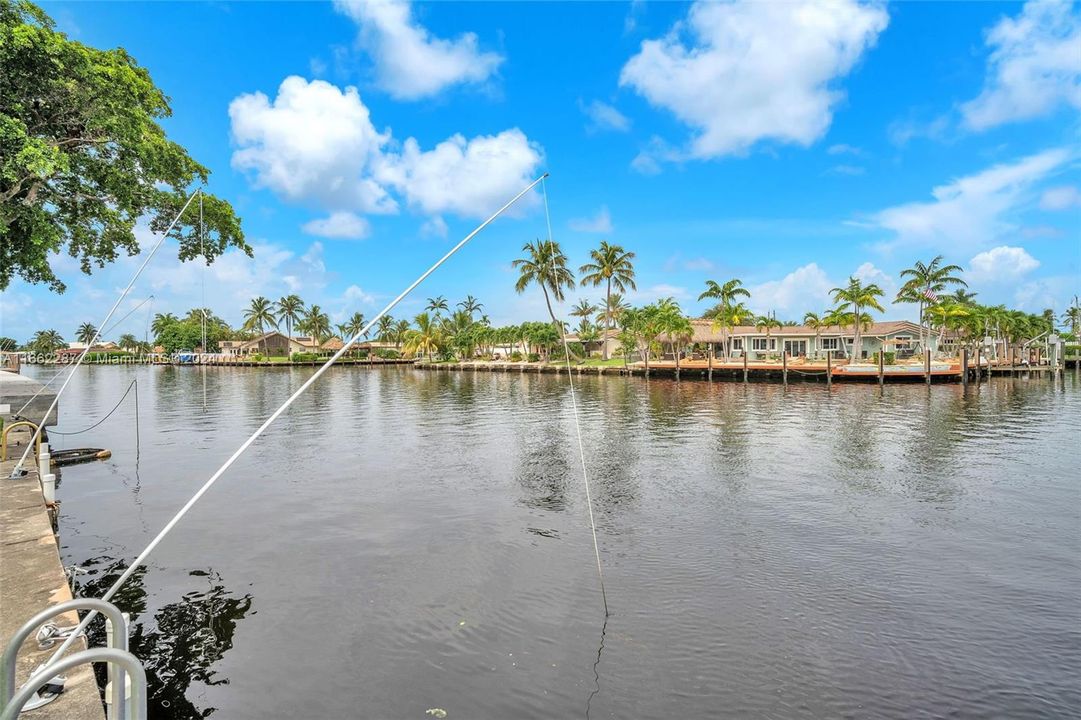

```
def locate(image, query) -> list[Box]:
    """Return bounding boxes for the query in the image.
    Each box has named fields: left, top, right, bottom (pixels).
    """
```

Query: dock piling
left=743, top=351, right=748, bottom=383
left=826, top=353, right=832, bottom=388
left=878, top=349, right=884, bottom=387
left=707, top=347, right=713, bottom=382
left=925, top=349, right=931, bottom=386
left=962, top=348, right=969, bottom=386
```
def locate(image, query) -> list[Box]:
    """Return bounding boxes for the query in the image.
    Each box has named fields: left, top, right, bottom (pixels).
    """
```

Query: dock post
left=708, top=346, right=713, bottom=382
left=743, top=351, right=748, bottom=383
left=962, top=348, right=969, bottom=387
left=826, top=353, right=832, bottom=388
left=782, top=351, right=788, bottom=386
left=1010, top=346, right=1015, bottom=374
left=975, top=347, right=981, bottom=383
left=925, top=349, right=931, bottom=386
left=878, top=349, right=884, bottom=387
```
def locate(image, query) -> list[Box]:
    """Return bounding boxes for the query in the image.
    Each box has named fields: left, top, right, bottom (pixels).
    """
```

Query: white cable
left=541, top=178, right=608, bottom=616
left=41, top=174, right=548, bottom=668
left=10, top=190, right=201, bottom=477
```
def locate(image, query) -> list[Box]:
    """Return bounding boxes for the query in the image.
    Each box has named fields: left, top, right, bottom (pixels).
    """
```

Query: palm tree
left=513, top=239, right=576, bottom=332
left=596, top=292, right=629, bottom=340
left=831, top=277, right=886, bottom=362
left=376, top=315, right=395, bottom=343
left=803, top=312, right=823, bottom=359
left=579, top=241, right=637, bottom=359
left=405, top=312, right=441, bottom=361
left=301, top=305, right=331, bottom=352
left=275, top=294, right=305, bottom=341
left=117, top=333, right=138, bottom=351
left=426, top=296, right=449, bottom=317
left=570, top=298, right=598, bottom=322
left=150, top=313, right=178, bottom=341
left=393, top=319, right=412, bottom=353
left=656, top=298, right=693, bottom=374
left=457, top=295, right=483, bottom=317
left=950, top=289, right=979, bottom=306
left=75, top=322, right=97, bottom=345
left=926, top=302, right=970, bottom=349
left=897, top=256, right=966, bottom=353
left=31, top=329, right=65, bottom=354
left=699, top=278, right=750, bottom=362
left=1062, top=296, right=1081, bottom=340
left=755, top=313, right=782, bottom=358
left=243, top=296, right=277, bottom=354
left=342, top=312, right=367, bottom=340
left=822, top=306, right=853, bottom=359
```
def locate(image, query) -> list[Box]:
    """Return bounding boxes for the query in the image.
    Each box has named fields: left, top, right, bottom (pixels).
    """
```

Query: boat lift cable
left=47, top=379, right=138, bottom=436
left=541, top=178, right=609, bottom=617
left=40, top=174, right=549, bottom=670
left=200, top=190, right=207, bottom=412
left=101, top=295, right=156, bottom=338
left=9, top=189, right=201, bottom=479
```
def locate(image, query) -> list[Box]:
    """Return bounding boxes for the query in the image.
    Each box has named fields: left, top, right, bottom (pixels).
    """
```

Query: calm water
left=24, top=365, right=1081, bottom=719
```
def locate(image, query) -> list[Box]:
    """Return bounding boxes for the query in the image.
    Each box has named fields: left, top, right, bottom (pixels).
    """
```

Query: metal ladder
left=1, top=598, right=146, bottom=719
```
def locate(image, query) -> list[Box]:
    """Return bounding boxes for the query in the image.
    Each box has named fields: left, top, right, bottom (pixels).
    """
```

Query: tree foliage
left=0, top=0, right=248, bottom=292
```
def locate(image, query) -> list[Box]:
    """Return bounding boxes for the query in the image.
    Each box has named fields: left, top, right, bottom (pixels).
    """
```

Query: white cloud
left=746, top=263, right=834, bottom=316
left=619, top=0, right=887, bottom=160
left=967, top=245, right=1041, bottom=284
left=1039, top=185, right=1081, bottom=210
left=334, top=0, right=502, bottom=100
left=302, top=212, right=371, bottom=239
left=421, top=216, right=449, bottom=238
left=229, top=77, right=396, bottom=213
left=828, top=164, right=866, bottom=176
left=870, top=147, right=1072, bottom=251
left=961, top=0, right=1081, bottom=131
left=230, top=77, right=544, bottom=223
left=568, top=206, right=614, bottom=233
left=853, top=261, right=898, bottom=302
left=682, top=257, right=715, bottom=272
left=827, top=143, right=863, bottom=156
left=581, top=100, right=631, bottom=133
left=376, top=129, right=543, bottom=219
left=342, top=284, right=376, bottom=305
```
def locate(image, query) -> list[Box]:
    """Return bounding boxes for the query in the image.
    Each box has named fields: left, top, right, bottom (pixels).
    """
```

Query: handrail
left=0, top=648, right=145, bottom=720
left=1, top=598, right=128, bottom=718
left=0, top=421, right=41, bottom=462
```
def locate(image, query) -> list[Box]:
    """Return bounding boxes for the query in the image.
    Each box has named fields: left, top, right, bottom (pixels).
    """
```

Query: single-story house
left=220, top=333, right=347, bottom=357
left=565, top=328, right=622, bottom=357
left=679, top=319, right=932, bottom=361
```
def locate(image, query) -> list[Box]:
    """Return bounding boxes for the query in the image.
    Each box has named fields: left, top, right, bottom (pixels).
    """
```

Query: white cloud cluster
left=568, top=206, right=614, bottom=233
left=334, top=0, right=502, bottom=100
left=967, top=246, right=1041, bottom=284
left=1039, top=185, right=1081, bottom=210
left=581, top=100, right=631, bottom=133
left=870, top=147, right=1072, bottom=251
left=620, top=0, right=888, bottom=160
left=961, top=0, right=1081, bottom=130
left=229, top=77, right=544, bottom=235
left=746, top=263, right=834, bottom=315
left=302, top=212, right=372, bottom=240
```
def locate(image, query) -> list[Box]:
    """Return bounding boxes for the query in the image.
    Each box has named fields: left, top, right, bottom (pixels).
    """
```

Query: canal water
left=24, top=365, right=1081, bottom=719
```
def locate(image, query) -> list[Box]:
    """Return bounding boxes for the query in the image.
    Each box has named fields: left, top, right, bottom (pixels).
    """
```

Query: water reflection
left=76, top=559, right=253, bottom=719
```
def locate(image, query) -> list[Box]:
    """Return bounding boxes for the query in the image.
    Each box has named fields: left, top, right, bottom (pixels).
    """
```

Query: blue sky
left=3, top=0, right=1079, bottom=342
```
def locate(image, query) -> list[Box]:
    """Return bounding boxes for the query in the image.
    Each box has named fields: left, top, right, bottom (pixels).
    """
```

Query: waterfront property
left=219, top=332, right=344, bottom=357
left=688, top=319, right=930, bottom=362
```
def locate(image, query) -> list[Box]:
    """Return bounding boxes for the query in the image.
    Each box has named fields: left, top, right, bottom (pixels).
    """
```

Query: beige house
left=220, top=332, right=306, bottom=357
left=682, top=319, right=929, bottom=361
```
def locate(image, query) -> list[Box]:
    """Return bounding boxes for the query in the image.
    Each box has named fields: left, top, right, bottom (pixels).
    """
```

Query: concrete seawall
left=1, top=375, right=104, bottom=719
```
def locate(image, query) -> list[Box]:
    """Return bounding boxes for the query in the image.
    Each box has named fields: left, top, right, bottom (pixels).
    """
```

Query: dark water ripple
left=24, top=365, right=1081, bottom=719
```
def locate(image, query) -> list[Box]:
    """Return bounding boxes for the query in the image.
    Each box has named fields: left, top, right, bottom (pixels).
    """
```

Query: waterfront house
left=686, top=319, right=931, bottom=361
left=221, top=332, right=306, bottom=357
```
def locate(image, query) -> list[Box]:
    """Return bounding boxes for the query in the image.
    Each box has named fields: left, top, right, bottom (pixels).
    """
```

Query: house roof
left=685, top=319, right=921, bottom=343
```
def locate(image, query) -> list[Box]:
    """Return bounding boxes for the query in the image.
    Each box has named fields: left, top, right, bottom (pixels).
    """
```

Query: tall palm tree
left=457, top=295, right=483, bottom=317
left=275, top=294, right=305, bottom=340
left=301, top=305, right=331, bottom=352
left=405, top=312, right=441, bottom=361
left=656, top=298, right=693, bottom=374
left=31, top=329, right=65, bottom=353
left=926, top=302, right=969, bottom=348
left=832, top=277, right=886, bottom=362
left=950, top=289, right=979, bottom=306
left=699, top=278, right=751, bottom=362
left=151, top=313, right=178, bottom=340
left=822, top=306, right=853, bottom=358
left=803, top=312, right=823, bottom=359
left=118, top=333, right=138, bottom=351
left=1062, top=296, right=1081, bottom=339
left=596, top=293, right=629, bottom=338
left=426, top=296, right=449, bottom=317
left=376, top=315, right=395, bottom=343
left=342, top=312, right=367, bottom=340
left=579, top=241, right=637, bottom=359
left=513, top=239, right=576, bottom=331
left=243, top=296, right=277, bottom=354
left=393, top=319, right=412, bottom=353
left=570, top=298, right=599, bottom=322
left=755, top=313, right=782, bottom=357
left=897, top=255, right=966, bottom=352
left=75, top=322, right=98, bottom=345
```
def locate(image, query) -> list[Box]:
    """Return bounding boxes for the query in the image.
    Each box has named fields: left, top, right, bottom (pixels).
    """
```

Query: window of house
left=821, top=338, right=839, bottom=350
left=731, top=338, right=743, bottom=350
left=751, top=338, right=770, bottom=351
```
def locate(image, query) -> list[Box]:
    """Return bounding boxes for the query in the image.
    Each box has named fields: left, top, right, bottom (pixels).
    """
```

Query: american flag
left=922, top=288, right=939, bottom=303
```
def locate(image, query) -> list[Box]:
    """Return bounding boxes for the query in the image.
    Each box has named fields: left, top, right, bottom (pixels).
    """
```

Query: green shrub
left=290, top=352, right=318, bottom=362
left=251, top=353, right=265, bottom=362
left=1066, top=344, right=1081, bottom=357
left=510, top=351, right=523, bottom=362
left=375, top=348, right=400, bottom=359
left=527, top=352, right=541, bottom=362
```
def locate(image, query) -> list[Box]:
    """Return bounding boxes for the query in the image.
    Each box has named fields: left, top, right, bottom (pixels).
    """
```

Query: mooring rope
left=41, top=174, right=549, bottom=670
left=541, top=178, right=609, bottom=616
left=101, top=294, right=156, bottom=338
left=10, top=190, right=201, bottom=478
left=47, top=379, right=138, bottom=436
left=200, top=190, right=207, bottom=412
